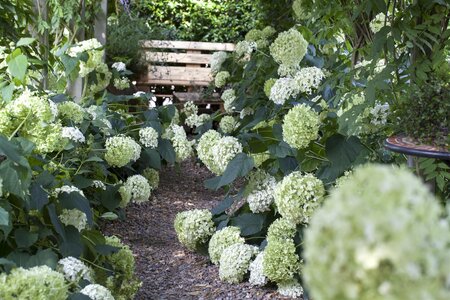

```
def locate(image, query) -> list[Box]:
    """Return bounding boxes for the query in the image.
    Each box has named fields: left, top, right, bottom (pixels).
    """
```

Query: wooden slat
left=145, top=66, right=212, bottom=84
left=145, top=52, right=212, bottom=64
left=141, top=40, right=236, bottom=52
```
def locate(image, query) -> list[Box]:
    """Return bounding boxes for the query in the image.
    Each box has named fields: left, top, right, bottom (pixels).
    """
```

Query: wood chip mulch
left=102, top=159, right=295, bottom=300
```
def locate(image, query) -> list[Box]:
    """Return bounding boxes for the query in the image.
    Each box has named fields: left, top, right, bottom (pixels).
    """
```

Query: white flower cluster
left=263, top=237, right=301, bottom=283
left=270, top=28, right=308, bottom=67
left=105, top=136, right=141, bottom=168
left=121, top=175, right=152, bottom=204
left=210, top=51, right=228, bottom=74
left=62, top=126, right=85, bottom=143
left=370, top=13, right=388, bottom=34
left=183, top=101, right=198, bottom=117
left=215, top=71, right=230, bottom=88
left=221, top=89, right=236, bottom=113
left=219, top=116, right=239, bottom=134
left=139, top=127, right=159, bottom=148
left=80, top=284, right=115, bottom=300
left=112, top=61, right=127, bottom=72
left=54, top=185, right=85, bottom=197
left=295, top=67, right=326, bottom=94
left=304, top=164, right=450, bottom=300
left=113, top=77, right=130, bottom=90
left=174, top=209, right=215, bottom=251
left=274, top=172, right=325, bottom=224
left=219, top=243, right=259, bottom=283
left=208, top=226, right=245, bottom=264
left=92, top=180, right=106, bottom=190
left=249, top=252, right=267, bottom=286
left=165, top=125, right=193, bottom=162
left=67, top=39, right=102, bottom=57
left=48, top=100, right=58, bottom=119
left=235, top=41, right=257, bottom=61
left=59, top=208, right=88, bottom=232
left=246, top=170, right=277, bottom=213
left=277, top=279, right=304, bottom=298
left=269, top=77, right=299, bottom=105
left=57, top=256, right=92, bottom=283
left=369, top=101, right=390, bottom=126
left=197, top=130, right=243, bottom=175
left=183, top=101, right=210, bottom=128
left=282, top=104, right=320, bottom=149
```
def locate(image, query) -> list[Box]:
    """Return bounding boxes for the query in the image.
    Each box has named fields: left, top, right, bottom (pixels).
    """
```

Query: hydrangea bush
left=174, top=209, right=215, bottom=251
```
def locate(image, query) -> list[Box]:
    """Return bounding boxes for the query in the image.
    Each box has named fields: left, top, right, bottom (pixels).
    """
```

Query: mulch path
left=102, top=159, right=293, bottom=300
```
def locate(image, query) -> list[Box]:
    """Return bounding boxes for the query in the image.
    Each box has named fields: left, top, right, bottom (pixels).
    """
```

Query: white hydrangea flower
left=113, top=77, right=130, bottom=90
left=183, top=101, right=198, bottom=117
left=197, top=130, right=222, bottom=173
left=80, top=284, right=114, bottom=300
left=277, top=279, right=304, bottom=298
left=208, top=226, right=245, bottom=264
left=62, top=126, right=85, bottom=143
left=221, top=89, right=236, bottom=113
left=369, top=101, right=390, bottom=126
left=219, top=116, right=239, bottom=134
left=235, top=41, right=257, bottom=61
left=246, top=170, right=277, bottom=213
left=57, top=256, right=92, bottom=283
left=374, top=59, right=387, bottom=74
left=122, top=175, right=152, bottom=204
left=219, top=244, right=259, bottom=283
left=92, top=180, right=106, bottom=190
left=270, top=77, right=300, bottom=105
left=149, top=99, right=157, bottom=109
left=58, top=209, right=88, bottom=232
left=274, top=172, right=325, bottom=224
left=210, top=51, right=228, bottom=74
left=304, top=164, right=450, bottom=300
left=162, top=98, right=173, bottom=106
left=105, top=136, right=141, bottom=167
left=215, top=71, right=230, bottom=88
left=174, top=209, right=215, bottom=251
left=111, top=61, right=127, bottom=72
left=139, top=127, right=159, bottom=148
left=282, top=104, right=320, bottom=149
left=249, top=252, right=267, bottom=286
left=133, top=91, right=146, bottom=97
left=54, top=185, right=85, bottom=197
left=67, top=38, right=102, bottom=57
left=165, top=125, right=193, bottom=162
left=294, top=67, right=326, bottom=94
left=270, top=28, right=308, bottom=67
left=278, top=64, right=301, bottom=77
left=240, top=107, right=254, bottom=119
left=211, top=136, right=243, bottom=175
left=48, top=100, right=58, bottom=120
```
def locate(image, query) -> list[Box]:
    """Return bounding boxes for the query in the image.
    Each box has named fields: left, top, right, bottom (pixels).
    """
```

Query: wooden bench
left=136, top=40, right=235, bottom=108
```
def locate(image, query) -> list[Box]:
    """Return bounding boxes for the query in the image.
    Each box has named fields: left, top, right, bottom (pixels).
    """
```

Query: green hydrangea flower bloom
left=219, top=115, right=239, bottom=134
left=0, top=266, right=68, bottom=300
left=304, top=164, right=450, bottom=300
left=282, top=104, right=320, bottom=149
left=263, top=238, right=301, bottom=283
left=219, top=244, right=259, bottom=283
left=270, top=28, right=308, bottom=67
left=58, top=101, right=86, bottom=124
left=174, top=209, right=215, bottom=251
left=267, top=218, right=297, bottom=243
left=208, top=226, right=245, bottom=265
left=105, top=136, right=141, bottom=168
left=142, top=168, right=160, bottom=189
left=215, top=71, right=230, bottom=88
left=274, top=171, right=325, bottom=224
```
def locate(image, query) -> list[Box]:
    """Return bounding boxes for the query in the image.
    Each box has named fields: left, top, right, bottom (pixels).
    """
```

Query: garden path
left=102, top=159, right=292, bottom=300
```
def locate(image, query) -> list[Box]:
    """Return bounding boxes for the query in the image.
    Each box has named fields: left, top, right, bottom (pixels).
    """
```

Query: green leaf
left=0, top=207, right=8, bottom=227
left=7, top=54, right=28, bottom=82
left=29, top=183, right=49, bottom=211
left=58, top=192, right=93, bottom=226
left=16, top=37, right=36, bottom=47
left=211, top=196, right=235, bottom=215
left=14, top=228, right=38, bottom=248
left=1, top=83, right=15, bottom=103
left=100, top=212, right=118, bottom=220
left=47, top=204, right=67, bottom=241
left=269, top=141, right=295, bottom=158
left=99, top=185, right=121, bottom=211
left=230, top=213, right=266, bottom=236
left=158, top=139, right=176, bottom=164
left=142, top=148, right=161, bottom=170
left=27, top=249, right=58, bottom=269
left=205, top=153, right=254, bottom=190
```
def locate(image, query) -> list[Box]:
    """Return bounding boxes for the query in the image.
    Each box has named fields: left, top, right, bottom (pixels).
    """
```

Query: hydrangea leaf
left=205, top=153, right=255, bottom=190
left=230, top=213, right=266, bottom=236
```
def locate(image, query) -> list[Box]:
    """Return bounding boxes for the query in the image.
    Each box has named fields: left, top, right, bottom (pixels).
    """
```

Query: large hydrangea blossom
left=57, top=256, right=92, bottom=283
left=120, top=174, right=152, bottom=205
left=221, top=89, right=236, bottom=113
left=219, top=244, right=259, bottom=283
left=274, top=171, right=325, bottom=224
left=219, top=116, right=239, bottom=134
left=246, top=169, right=277, bottom=213
left=164, top=125, right=193, bottom=162
left=208, top=226, right=245, bottom=265
left=139, top=127, right=159, bottom=148
left=269, top=77, right=300, bottom=105
left=174, top=209, right=215, bottom=251
left=0, top=266, right=68, bottom=300
left=282, top=104, right=320, bottom=149
left=295, top=67, right=326, bottom=94
left=263, top=238, right=301, bottom=283
left=210, top=51, right=227, bottom=74
left=249, top=251, right=267, bottom=286
left=304, top=164, right=450, bottom=300
left=270, top=28, right=308, bottom=67
left=59, top=208, right=88, bottom=232
left=105, top=136, right=141, bottom=167
left=215, top=71, right=230, bottom=88
left=80, top=284, right=114, bottom=300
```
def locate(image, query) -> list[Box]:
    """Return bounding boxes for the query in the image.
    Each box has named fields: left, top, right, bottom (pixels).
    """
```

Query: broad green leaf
left=205, top=153, right=254, bottom=190
left=47, top=204, right=67, bottom=241
left=230, top=213, right=266, bottom=236
left=29, top=183, right=49, bottom=211
left=16, top=37, right=36, bottom=47
left=100, top=212, right=118, bottom=220
left=14, top=228, right=38, bottom=248
left=142, top=148, right=161, bottom=170
left=1, top=83, right=14, bottom=102
left=158, top=139, right=176, bottom=164
left=7, top=54, right=28, bottom=82
left=0, top=207, right=8, bottom=227
left=211, top=196, right=235, bottom=215
left=59, top=192, right=93, bottom=226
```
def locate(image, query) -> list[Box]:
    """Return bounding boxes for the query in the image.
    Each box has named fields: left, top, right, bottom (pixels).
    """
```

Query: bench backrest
left=139, top=40, right=235, bottom=87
